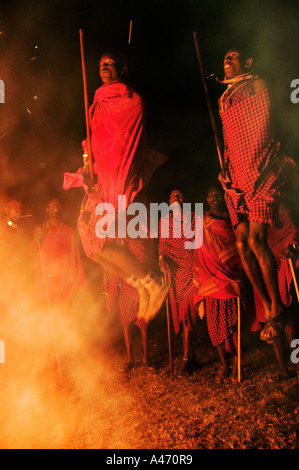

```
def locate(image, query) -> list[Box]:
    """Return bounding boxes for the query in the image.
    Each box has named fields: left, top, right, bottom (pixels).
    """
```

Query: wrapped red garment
left=220, top=81, right=297, bottom=227
left=193, top=213, right=246, bottom=306
left=63, top=80, right=167, bottom=257
left=159, top=211, right=195, bottom=303
left=159, top=211, right=197, bottom=335
left=32, top=224, right=86, bottom=304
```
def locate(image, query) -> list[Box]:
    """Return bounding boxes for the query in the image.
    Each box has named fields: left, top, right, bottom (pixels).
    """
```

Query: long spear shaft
left=193, top=32, right=241, bottom=380
left=164, top=274, right=173, bottom=375
left=237, top=297, right=241, bottom=383
left=79, top=29, right=94, bottom=184
left=38, top=241, right=64, bottom=387
left=193, top=31, right=224, bottom=173
left=288, top=258, right=299, bottom=303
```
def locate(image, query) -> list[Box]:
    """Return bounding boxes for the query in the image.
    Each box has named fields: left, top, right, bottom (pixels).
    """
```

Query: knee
left=247, top=232, right=265, bottom=254
left=235, top=235, right=248, bottom=256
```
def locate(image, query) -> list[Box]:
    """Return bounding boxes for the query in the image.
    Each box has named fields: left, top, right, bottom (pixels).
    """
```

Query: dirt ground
left=0, top=291, right=298, bottom=450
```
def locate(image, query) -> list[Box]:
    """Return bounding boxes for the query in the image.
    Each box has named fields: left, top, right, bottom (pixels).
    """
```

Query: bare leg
left=216, top=343, right=232, bottom=379
left=91, top=242, right=169, bottom=322
left=272, top=336, right=289, bottom=377
left=235, top=221, right=272, bottom=319
left=90, top=243, right=147, bottom=280
left=140, top=328, right=148, bottom=363
left=232, top=354, right=238, bottom=376
left=122, top=324, right=132, bottom=361
left=248, top=221, right=285, bottom=320
left=178, top=322, right=198, bottom=376
left=121, top=323, right=134, bottom=372
left=182, top=323, right=191, bottom=360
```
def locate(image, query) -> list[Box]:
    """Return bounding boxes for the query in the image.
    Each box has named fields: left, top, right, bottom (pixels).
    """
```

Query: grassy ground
left=0, top=295, right=298, bottom=450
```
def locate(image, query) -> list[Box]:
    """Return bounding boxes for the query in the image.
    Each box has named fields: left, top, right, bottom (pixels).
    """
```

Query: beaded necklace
left=47, top=222, right=63, bottom=237
left=219, top=73, right=258, bottom=113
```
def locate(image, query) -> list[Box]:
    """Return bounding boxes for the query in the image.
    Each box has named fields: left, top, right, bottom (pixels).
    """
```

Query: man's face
left=5, top=200, right=22, bottom=222
left=206, top=187, right=224, bottom=211
left=223, top=50, right=246, bottom=79
left=46, top=199, right=61, bottom=217
left=169, top=190, right=183, bottom=207
left=99, top=54, right=120, bottom=84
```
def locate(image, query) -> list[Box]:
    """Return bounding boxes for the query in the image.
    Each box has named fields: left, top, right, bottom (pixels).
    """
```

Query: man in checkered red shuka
left=218, top=47, right=298, bottom=346
left=159, top=190, right=199, bottom=376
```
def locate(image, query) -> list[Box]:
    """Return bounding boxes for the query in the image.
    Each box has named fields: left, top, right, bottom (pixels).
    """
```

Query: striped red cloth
left=159, top=211, right=195, bottom=302
left=204, top=297, right=238, bottom=355
left=193, top=213, right=249, bottom=353
left=193, top=213, right=246, bottom=304
left=159, top=211, right=197, bottom=334
left=220, top=80, right=297, bottom=227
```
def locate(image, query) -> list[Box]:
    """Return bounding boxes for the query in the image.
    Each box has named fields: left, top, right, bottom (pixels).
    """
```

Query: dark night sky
left=0, top=0, right=299, bottom=223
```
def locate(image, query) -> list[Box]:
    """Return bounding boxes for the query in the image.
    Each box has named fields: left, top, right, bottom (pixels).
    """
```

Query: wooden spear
left=193, top=32, right=242, bottom=381
left=193, top=31, right=224, bottom=173
left=128, top=19, right=133, bottom=45
left=79, top=29, right=94, bottom=184
left=288, top=258, right=299, bottom=303
left=38, top=240, right=64, bottom=387
left=164, top=273, right=173, bottom=375
left=237, top=297, right=241, bottom=383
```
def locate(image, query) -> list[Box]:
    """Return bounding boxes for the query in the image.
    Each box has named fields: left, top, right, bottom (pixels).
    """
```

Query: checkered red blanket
left=159, top=212, right=195, bottom=302
left=220, top=80, right=297, bottom=226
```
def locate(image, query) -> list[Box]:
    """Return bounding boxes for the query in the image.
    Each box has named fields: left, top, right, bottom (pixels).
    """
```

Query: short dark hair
left=225, top=47, right=253, bottom=65
left=99, top=50, right=129, bottom=77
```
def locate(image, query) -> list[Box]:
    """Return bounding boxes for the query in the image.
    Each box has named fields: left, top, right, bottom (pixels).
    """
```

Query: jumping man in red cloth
left=218, top=48, right=298, bottom=344
left=63, top=51, right=169, bottom=322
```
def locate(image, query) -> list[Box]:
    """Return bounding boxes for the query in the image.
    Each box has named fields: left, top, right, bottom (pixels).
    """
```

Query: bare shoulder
left=253, top=77, right=267, bottom=94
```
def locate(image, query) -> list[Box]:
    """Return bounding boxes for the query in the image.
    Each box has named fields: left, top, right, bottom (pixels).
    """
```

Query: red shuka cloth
left=193, top=213, right=246, bottom=305
left=193, top=213, right=248, bottom=352
left=63, top=80, right=167, bottom=258
left=159, top=211, right=195, bottom=302
left=159, top=211, right=197, bottom=335
left=220, top=80, right=297, bottom=227
left=32, top=224, right=86, bottom=304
